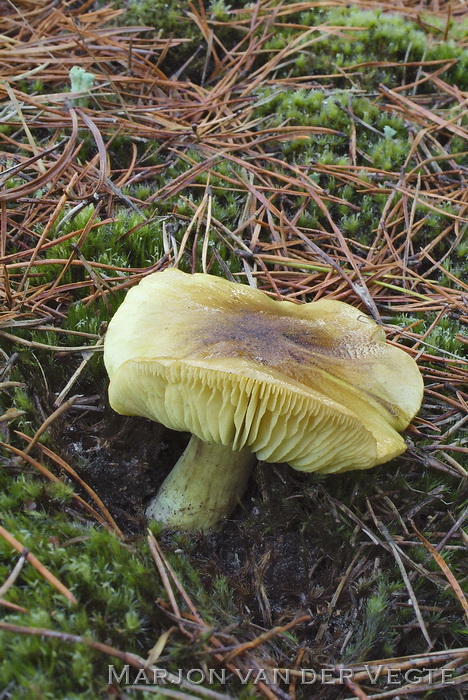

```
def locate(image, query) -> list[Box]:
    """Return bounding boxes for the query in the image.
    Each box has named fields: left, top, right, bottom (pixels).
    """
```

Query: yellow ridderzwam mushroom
left=104, top=268, right=423, bottom=531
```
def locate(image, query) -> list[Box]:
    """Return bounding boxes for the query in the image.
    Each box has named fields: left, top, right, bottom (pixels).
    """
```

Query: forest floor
left=0, top=1, right=467, bottom=698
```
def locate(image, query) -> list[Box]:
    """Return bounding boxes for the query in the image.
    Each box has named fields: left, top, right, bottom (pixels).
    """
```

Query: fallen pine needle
left=0, top=525, right=77, bottom=604
left=412, top=521, right=468, bottom=623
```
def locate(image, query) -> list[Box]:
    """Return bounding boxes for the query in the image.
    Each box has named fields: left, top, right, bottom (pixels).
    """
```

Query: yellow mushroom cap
left=104, top=268, right=424, bottom=474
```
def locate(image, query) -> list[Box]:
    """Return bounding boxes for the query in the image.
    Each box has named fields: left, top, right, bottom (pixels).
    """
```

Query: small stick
left=371, top=511, right=433, bottom=650
left=0, top=548, right=28, bottom=598
left=147, top=530, right=181, bottom=620
left=224, top=615, right=311, bottom=663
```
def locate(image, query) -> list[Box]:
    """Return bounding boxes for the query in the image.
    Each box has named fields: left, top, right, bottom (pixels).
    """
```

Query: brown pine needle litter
left=0, top=0, right=467, bottom=698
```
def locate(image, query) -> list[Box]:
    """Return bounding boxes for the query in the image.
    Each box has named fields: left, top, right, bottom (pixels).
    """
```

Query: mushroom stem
left=146, top=436, right=257, bottom=531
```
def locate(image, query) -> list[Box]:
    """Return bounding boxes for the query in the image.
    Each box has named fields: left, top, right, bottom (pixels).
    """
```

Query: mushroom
left=103, top=268, right=423, bottom=530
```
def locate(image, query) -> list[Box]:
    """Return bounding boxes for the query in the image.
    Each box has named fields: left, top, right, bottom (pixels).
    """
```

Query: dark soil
left=62, top=413, right=190, bottom=533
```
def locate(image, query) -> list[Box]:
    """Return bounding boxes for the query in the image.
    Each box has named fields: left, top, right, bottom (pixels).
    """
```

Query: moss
left=425, top=319, right=465, bottom=356
left=371, top=134, right=409, bottom=171
left=208, top=0, right=232, bottom=22
left=0, top=468, right=256, bottom=696
left=341, top=577, right=398, bottom=661
left=114, top=0, right=190, bottom=35
left=387, top=313, right=465, bottom=359
left=295, top=7, right=465, bottom=89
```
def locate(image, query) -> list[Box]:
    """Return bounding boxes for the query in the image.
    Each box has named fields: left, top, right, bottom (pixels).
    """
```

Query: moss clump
left=0, top=468, right=255, bottom=697
left=114, top=0, right=191, bottom=35
left=263, top=6, right=467, bottom=91
left=343, top=577, right=397, bottom=661
left=0, top=472, right=156, bottom=696
left=388, top=313, right=465, bottom=358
